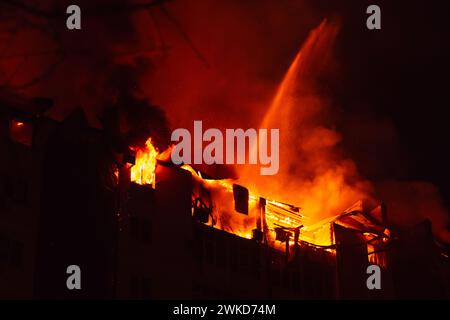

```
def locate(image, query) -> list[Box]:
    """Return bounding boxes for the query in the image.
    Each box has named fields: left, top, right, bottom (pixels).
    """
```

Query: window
left=130, top=276, right=139, bottom=299
left=0, top=235, right=8, bottom=268
left=3, top=175, right=13, bottom=199
left=141, top=277, right=151, bottom=299
left=0, top=176, right=7, bottom=209
left=292, top=271, right=301, bottom=292
left=14, top=178, right=28, bottom=205
left=1, top=175, right=28, bottom=205
left=0, top=234, right=23, bottom=269
left=230, top=242, right=238, bottom=272
left=215, top=237, right=227, bottom=268
left=130, top=275, right=151, bottom=299
left=251, top=250, right=261, bottom=279
left=130, top=217, right=139, bottom=241
left=238, top=243, right=250, bottom=275
left=270, top=268, right=281, bottom=287
left=130, top=217, right=152, bottom=243
left=141, top=220, right=152, bottom=243
left=204, top=236, right=214, bottom=265
left=9, top=240, right=23, bottom=267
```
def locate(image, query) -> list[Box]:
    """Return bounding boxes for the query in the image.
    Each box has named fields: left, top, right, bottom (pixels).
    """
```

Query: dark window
left=130, top=217, right=152, bottom=243
left=141, top=277, right=151, bottom=299
left=130, top=217, right=139, bottom=241
left=251, top=250, right=261, bottom=279
left=215, top=237, right=227, bottom=268
left=0, top=235, right=23, bottom=269
left=0, top=235, right=9, bottom=268
left=10, top=240, right=23, bottom=268
left=195, top=237, right=204, bottom=264
left=282, top=269, right=290, bottom=287
left=4, top=175, right=13, bottom=199
left=130, top=276, right=139, bottom=299
left=130, top=276, right=152, bottom=299
left=0, top=176, right=6, bottom=209
left=14, top=179, right=28, bottom=205
left=270, top=268, right=281, bottom=287
left=233, top=184, right=249, bottom=215
left=204, top=237, right=214, bottom=265
left=304, top=270, right=314, bottom=296
left=141, top=220, right=152, bottom=243
left=239, top=243, right=250, bottom=274
left=293, top=271, right=301, bottom=292
left=230, top=242, right=238, bottom=272
left=1, top=176, right=28, bottom=205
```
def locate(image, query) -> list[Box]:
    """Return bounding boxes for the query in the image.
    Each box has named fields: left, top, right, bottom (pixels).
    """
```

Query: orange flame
left=130, top=139, right=337, bottom=249
left=130, top=138, right=159, bottom=187
left=128, top=20, right=378, bottom=252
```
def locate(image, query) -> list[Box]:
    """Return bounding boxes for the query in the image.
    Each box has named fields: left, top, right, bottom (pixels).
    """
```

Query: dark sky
left=309, top=0, right=450, bottom=207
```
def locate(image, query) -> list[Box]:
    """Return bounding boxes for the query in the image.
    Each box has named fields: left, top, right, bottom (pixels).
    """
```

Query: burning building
left=1, top=0, right=450, bottom=301
left=1, top=90, right=449, bottom=300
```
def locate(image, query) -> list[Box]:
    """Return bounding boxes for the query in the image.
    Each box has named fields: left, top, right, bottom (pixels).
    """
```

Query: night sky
left=327, top=0, right=450, bottom=207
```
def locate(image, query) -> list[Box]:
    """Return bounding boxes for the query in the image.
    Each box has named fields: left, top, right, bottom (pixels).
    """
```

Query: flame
left=183, top=163, right=336, bottom=248
left=177, top=20, right=365, bottom=249
left=128, top=20, right=376, bottom=252
left=131, top=139, right=337, bottom=249
left=130, top=138, right=159, bottom=186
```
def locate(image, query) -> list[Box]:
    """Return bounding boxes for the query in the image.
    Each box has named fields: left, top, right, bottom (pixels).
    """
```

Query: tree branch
left=2, top=0, right=174, bottom=18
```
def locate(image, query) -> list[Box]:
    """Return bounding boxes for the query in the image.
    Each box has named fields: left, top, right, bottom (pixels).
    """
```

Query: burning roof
left=127, top=136, right=389, bottom=257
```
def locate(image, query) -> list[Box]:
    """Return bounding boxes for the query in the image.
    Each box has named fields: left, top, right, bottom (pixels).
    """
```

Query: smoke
left=0, top=0, right=171, bottom=149
left=1, top=0, right=448, bottom=241
left=137, top=0, right=324, bottom=130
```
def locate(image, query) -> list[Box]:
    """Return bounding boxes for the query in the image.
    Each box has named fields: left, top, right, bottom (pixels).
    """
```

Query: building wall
left=0, top=110, right=40, bottom=299
left=193, top=223, right=337, bottom=299
left=116, top=165, right=194, bottom=299
left=5, top=103, right=443, bottom=300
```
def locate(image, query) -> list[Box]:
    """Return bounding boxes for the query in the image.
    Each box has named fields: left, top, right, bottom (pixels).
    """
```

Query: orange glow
left=180, top=163, right=337, bottom=248
left=130, top=20, right=377, bottom=254
left=238, top=19, right=372, bottom=231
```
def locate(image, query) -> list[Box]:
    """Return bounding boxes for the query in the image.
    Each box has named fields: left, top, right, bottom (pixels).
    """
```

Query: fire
left=174, top=20, right=372, bottom=250
left=183, top=164, right=333, bottom=248
left=130, top=138, right=159, bottom=187
left=130, top=139, right=370, bottom=253
left=127, top=20, right=382, bottom=256
left=238, top=19, right=372, bottom=229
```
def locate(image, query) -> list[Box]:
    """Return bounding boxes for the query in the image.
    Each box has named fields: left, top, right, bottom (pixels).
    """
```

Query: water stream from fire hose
left=238, top=19, right=371, bottom=226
